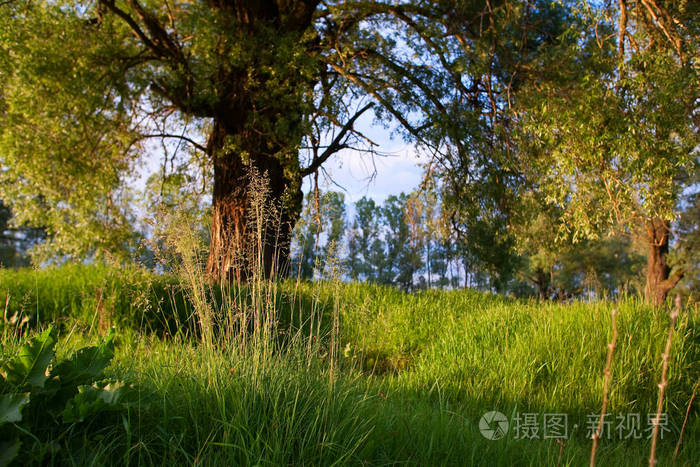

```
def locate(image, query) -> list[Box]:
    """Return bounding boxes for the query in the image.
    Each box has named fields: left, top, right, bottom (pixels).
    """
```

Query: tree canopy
left=0, top=0, right=697, bottom=304
left=513, top=0, right=698, bottom=305
left=1, top=0, right=548, bottom=278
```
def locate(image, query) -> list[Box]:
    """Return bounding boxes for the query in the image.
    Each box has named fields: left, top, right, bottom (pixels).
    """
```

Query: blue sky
left=302, top=146, right=427, bottom=204
left=300, top=112, right=427, bottom=204
left=134, top=111, right=427, bottom=206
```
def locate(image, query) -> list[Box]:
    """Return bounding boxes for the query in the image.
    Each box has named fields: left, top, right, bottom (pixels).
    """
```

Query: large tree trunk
left=200, top=1, right=317, bottom=282
left=644, top=217, right=683, bottom=307
left=205, top=119, right=303, bottom=282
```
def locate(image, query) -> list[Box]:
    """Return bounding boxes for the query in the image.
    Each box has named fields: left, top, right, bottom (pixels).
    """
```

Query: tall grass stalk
left=157, top=169, right=343, bottom=385
left=590, top=308, right=618, bottom=467
left=162, top=210, right=215, bottom=349
left=649, top=295, right=681, bottom=466
left=673, top=376, right=699, bottom=463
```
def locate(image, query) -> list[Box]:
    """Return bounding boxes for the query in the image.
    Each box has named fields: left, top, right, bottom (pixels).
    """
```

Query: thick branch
left=661, top=268, right=685, bottom=293
left=139, top=133, right=207, bottom=153
left=639, top=0, right=685, bottom=61
left=126, top=0, right=185, bottom=63
left=300, top=103, right=373, bottom=177
left=618, top=0, right=627, bottom=60
left=99, top=0, right=163, bottom=57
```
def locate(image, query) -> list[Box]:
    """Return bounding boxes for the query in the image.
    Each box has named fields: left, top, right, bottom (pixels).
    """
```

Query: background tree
left=509, top=191, right=645, bottom=300
left=345, top=217, right=363, bottom=281
left=426, top=0, right=571, bottom=292
left=405, top=190, right=437, bottom=287
left=291, top=190, right=346, bottom=279
left=344, top=196, right=382, bottom=282
left=0, top=4, right=142, bottom=264
left=516, top=0, right=698, bottom=305
left=385, top=193, right=425, bottom=289
left=670, top=165, right=700, bottom=298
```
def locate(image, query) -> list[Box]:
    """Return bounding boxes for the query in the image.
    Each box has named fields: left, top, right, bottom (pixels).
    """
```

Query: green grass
left=1, top=265, right=698, bottom=465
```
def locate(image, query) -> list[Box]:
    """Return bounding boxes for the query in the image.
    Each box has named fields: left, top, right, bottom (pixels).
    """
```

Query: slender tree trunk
left=532, top=267, right=550, bottom=300
left=464, top=260, right=470, bottom=289
left=644, top=217, right=683, bottom=307
left=427, top=240, right=432, bottom=288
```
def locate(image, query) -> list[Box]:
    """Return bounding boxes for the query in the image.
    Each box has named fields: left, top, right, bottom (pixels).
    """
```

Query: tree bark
left=644, top=217, right=683, bottom=307
left=532, top=267, right=551, bottom=300
left=205, top=119, right=303, bottom=282
left=199, top=1, right=317, bottom=282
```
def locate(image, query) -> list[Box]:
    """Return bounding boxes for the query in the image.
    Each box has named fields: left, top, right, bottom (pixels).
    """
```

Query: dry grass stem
left=673, top=377, right=699, bottom=463
left=649, top=294, right=681, bottom=466
left=590, top=308, right=618, bottom=467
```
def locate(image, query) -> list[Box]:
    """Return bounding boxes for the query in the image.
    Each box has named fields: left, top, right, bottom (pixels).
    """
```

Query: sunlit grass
left=1, top=265, right=698, bottom=465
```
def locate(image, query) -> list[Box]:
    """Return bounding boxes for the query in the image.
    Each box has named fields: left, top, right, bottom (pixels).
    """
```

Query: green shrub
left=0, top=326, right=135, bottom=465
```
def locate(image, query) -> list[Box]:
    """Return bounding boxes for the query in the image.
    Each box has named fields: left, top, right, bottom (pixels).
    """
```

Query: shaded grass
left=1, top=265, right=698, bottom=465
left=0, top=264, right=192, bottom=334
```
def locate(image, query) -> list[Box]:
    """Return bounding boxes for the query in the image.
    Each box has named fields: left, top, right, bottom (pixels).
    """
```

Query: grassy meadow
left=0, top=264, right=698, bottom=466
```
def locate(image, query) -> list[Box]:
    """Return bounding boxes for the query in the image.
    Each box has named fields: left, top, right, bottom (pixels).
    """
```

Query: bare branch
left=329, top=63, right=438, bottom=153
left=138, top=133, right=207, bottom=153
left=300, top=103, right=373, bottom=177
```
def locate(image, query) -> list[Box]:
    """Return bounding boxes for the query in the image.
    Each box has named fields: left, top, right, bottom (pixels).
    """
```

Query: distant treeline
left=289, top=189, right=652, bottom=300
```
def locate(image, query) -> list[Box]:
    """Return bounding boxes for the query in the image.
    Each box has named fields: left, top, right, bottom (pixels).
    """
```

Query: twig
left=590, top=308, right=618, bottom=467
left=138, top=133, right=207, bottom=153
left=649, top=294, right=681, bottom=466
left=673, top=377, right=699, bottom=462
left=556, top=439, right=566, bottom=467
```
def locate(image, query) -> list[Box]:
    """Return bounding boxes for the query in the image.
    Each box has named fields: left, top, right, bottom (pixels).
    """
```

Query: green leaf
left=51, top=328, right=115, bottom=386
left=0, top=439, right=21, bottom=467
left=1, top=327, right=56, bottom=389
left=0, top=393, right=30, bottom=425
left=62, top=381, right=125, bottom=424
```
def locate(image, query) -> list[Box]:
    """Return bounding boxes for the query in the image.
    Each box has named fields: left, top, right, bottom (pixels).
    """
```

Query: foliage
left=384, top=193, right=420, bottom=288
left=510, top=192, right=646, bottom=299
left=345, top=196, right=384, bottom=282
left=513, top=0, right=698, bottom=304
left=0, top=326, right=134, bottom=465
left=671, top=179, right=700, bottom=297
left=1, top=264, right=699, bottom=464
left=0, top=2, right=145, bottom=262
left=519, top=45, right=697, bottom=241
left=291, top=190, right=346, bottom=279
left=337, top=193, right=425, bottom=289
left=293, top=187, right=648, bottom=297
left=428, top=0, right=573, bottom=291
left=0, top=0, right=542, bottom=267
left=138, top=171, right=211, bottom=269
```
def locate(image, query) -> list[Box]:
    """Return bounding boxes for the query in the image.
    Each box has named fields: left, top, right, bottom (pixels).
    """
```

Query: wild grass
left=1, top=263, right=698, bottom=465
